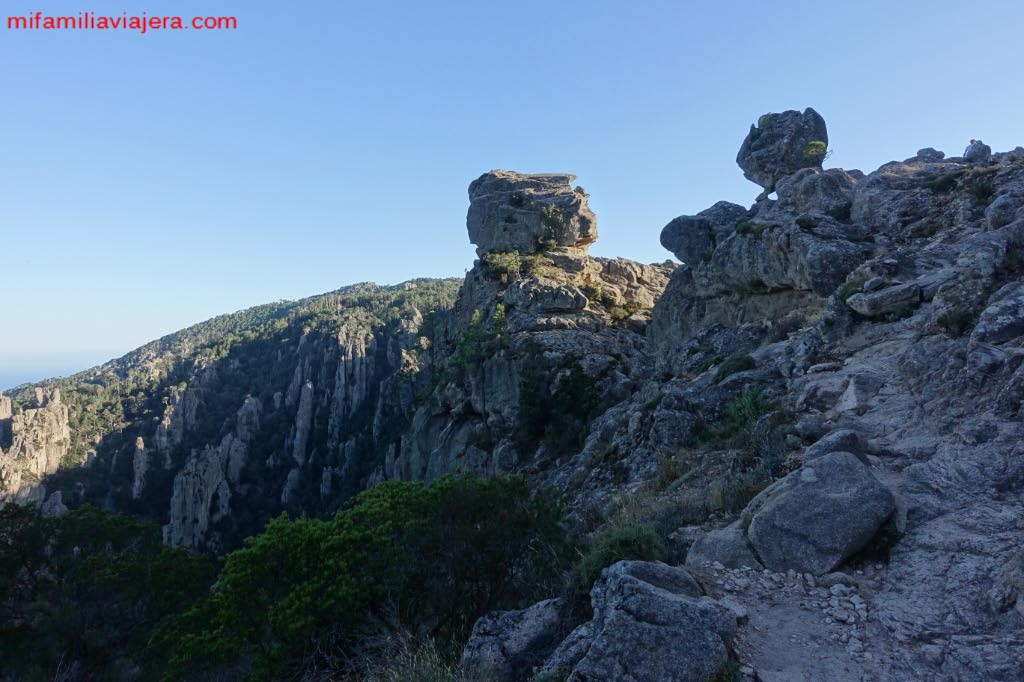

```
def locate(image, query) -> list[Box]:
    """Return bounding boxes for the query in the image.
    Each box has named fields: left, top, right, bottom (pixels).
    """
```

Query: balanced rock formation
left=391, top=169, right=673, bottom=486
left=467, top=170, right=597, bottom=257
left=737, top=107, right=829, bottom=195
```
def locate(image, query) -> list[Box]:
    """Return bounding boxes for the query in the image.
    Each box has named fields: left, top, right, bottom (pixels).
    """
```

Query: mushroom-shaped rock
left=467, top=170, right=597, bottom=257
left=660, top=201, right=747, bottom=264
left=737, top=108, right=829, bottom=193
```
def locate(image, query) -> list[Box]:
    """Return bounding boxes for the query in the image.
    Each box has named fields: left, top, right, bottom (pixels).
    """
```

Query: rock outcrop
left=10, top=106, right=1024, bottom=682
left=467, top=170, right=597, bottom=257
left=737, top=107, right=829, bottom=194
left=389, top=170, right=673, bottom=486
left=533, top=561, right=739, bottom=682
left=459, top=598, right=564, bottom=681
left=0, top=388, right=70, bottom=504
left=164, top=396, right=262, bottom=550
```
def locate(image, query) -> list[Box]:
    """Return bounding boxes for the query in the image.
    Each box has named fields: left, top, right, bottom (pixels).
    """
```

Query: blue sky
left=2, top=0, right=1022, bottom=389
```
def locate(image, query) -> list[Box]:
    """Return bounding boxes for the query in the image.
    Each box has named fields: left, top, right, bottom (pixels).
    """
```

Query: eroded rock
left=539, top=561, right=737, bottom=682
left=467, top=170, right=597, bottom=257
left=737, top=108, right=829, bottom=193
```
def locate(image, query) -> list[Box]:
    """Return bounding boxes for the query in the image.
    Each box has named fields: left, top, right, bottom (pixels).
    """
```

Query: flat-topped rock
left=467, top=170, right=597, bottom=256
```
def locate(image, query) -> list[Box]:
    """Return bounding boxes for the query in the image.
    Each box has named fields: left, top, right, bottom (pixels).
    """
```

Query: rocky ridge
left=4, top=108, right=1024, bottom=681
left=454, top=113, right=1024, bottom=680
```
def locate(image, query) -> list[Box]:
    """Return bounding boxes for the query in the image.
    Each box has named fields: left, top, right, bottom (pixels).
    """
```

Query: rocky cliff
left=0, top=388, right=70, bottom=510
left=5, top=109, right=1024, bottom=681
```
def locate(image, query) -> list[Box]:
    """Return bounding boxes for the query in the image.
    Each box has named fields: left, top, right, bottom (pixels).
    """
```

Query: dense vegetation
left=0, top=475, right=581, bottom=681
left=0, top=504, right=216, bottom=681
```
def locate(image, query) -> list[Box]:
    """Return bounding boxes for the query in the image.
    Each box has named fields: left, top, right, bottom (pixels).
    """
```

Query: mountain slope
left=2, top=111, right=1024, bottom=681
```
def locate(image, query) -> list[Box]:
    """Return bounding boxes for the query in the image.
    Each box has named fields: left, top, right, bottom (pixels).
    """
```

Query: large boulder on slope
left=538, top=561, right=737, bottom=682
left=459, top=598, right=564, bottom=682
left=737, top=108, right=829, bottom=192
left=745, top=452, right=896, bottom=575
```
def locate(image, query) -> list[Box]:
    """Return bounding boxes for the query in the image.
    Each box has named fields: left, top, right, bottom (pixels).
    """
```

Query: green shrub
left=714, top=353, right=756, bottom=384
left=795, top=215, right=818, bottom=230
left=581, top=284, right=603, bottom=302
left=803, top=140, right=828, bottom=164
left=0, top=504, right=215, bottom=682
left=523, top=253, right=555, bottom=278
left=574, top=525, right=666, bottom=591
left=734, top=219, right=778, bottom=236
left=607, top=305, right=629, bottom=323
left=453, top=308, right=505, bottom=374
left=910, top=219, right=941, bottom=238
left=725, top=386, right=774, bottom=433
left=937, top=308, right=975, bottom=337
left=837, top=274, right=868, bottom=301
left=924, top=170, right=966, bottom=193
left=540, top=203, right=566, bottom=248
left=518, top=354, right=602, bottom=454
left=965, top=173, right=996, bottom=205
left=826, top=202, right=853, bottom=223
left=482, top=251, right=523, bottom=282
left=166, top=476, right=571, bottom=681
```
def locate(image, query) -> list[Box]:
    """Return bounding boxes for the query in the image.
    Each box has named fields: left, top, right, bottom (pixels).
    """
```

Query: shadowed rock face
left=737, top=107, right=828, bottom=193
left=467, top=170, right=598, bottom=257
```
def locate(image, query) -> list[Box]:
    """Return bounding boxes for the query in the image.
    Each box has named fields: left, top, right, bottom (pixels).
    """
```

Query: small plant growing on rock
left=910, top=219, right=941, bottom=239
left=964, top=171, right=996, bottom=205
left=795, top=215, right=818, bottom=230
left=573, top=525, right=666, bottom=592
left=937, top=308, right=975, bottom=337
left=826, top=202, right=853, bottom=223
left=481, top=250, right=522, bottom=283
left=803, top=140, right=828, bottom=164
left=838, top=273, right=869, bottom=301
left=734, top=219, right=778, bottom=236
left=924, top=169, right=966, bottom=193
left=540, top=203, right=566, bottom=248
left=725, top=386, right=773, bottom=433
left=714, top=353, right=756, bottom=384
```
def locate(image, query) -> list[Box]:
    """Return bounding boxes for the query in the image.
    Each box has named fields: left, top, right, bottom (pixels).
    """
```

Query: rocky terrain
left=4, top=107, right=1024, bottom=681
left=452, top=109, right=1024, bottom=681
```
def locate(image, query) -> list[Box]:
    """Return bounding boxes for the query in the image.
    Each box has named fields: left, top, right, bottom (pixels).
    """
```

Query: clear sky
left=2, top=0, right=1022, bottom=390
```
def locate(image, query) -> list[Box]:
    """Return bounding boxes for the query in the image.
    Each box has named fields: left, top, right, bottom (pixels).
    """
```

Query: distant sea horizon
left=0, top=356, right=116, bottom=393
left=1, top=368, right=80, bottom=392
